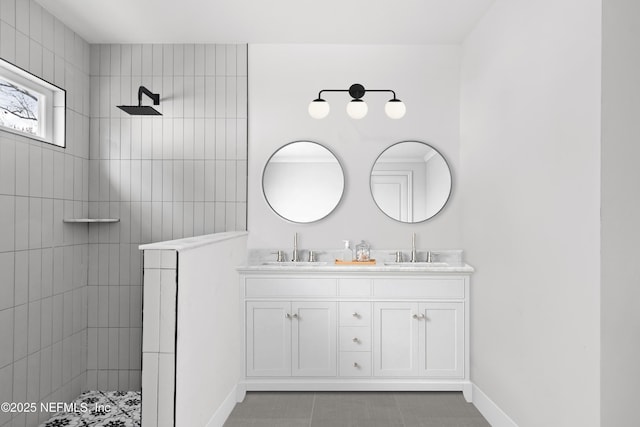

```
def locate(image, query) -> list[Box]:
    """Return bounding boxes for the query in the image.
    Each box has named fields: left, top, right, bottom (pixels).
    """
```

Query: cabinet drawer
left=339, top=302, right=371, bottom=326
left=338, top=279, right=372, bottom=297
left=245, top=277, right=336, bottom=297
left=373, top=278, right=464, bottom=299
left=339, top=352, right=372, bottom=377
left=339, top=327, right=371, bottom=352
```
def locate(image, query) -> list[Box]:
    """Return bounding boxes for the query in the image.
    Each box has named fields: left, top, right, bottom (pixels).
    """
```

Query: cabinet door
left=291, top=301, right=337, bottom=376
left=373, top=302, right=420, bottom=377
left=418, top=302, right=464, bottom=378
left=246, top=301, right=291, bottom=377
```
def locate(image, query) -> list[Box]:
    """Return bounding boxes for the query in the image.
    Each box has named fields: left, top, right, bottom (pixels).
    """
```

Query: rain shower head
left=117, top=86, right=162, bottom=116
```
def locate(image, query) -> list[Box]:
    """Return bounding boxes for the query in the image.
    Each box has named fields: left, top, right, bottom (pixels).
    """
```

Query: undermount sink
left=262, top=261, right=329, bottom=266
left=384, top=262, right=450, bottom=267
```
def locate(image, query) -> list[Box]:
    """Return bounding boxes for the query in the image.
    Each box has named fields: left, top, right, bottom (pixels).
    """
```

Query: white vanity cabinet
left=239, top=267, right=473, bottom=402
left=246, top=300, right=337, bottom=377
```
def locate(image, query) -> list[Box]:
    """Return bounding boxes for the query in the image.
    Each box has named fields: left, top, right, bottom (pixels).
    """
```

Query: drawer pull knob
left=352, top=312, right=360, bottom=318
left=352, top=337, right=360, bottom=343
left=292, top=313, right=298, bottom=319
left=413, top=314, right=426, bottom=320
left=353, top=362, right=359, bottom=368
left=285, top=313, right=291, bottom=319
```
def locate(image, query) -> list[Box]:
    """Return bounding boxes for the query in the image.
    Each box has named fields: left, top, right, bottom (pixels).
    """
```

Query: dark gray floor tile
left=402, top=416, right=491, bottom=427
left=394, top=392, right=481, bottom=418
left=227, top=391, right=314, bottom=420
left=312, top=392, right=402, bottom=423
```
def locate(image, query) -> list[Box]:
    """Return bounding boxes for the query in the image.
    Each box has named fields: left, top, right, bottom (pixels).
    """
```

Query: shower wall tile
left=86, top=43, right=248, bottom=390
left=0, top=2, right=91, bottom=425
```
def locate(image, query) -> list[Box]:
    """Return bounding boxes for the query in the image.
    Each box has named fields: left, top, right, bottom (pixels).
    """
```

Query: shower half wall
left=86, top=43, right=248, bottom=390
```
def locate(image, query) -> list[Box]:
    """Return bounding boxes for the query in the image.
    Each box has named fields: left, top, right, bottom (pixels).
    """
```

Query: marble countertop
left=237, top=262, right=474, bottom=273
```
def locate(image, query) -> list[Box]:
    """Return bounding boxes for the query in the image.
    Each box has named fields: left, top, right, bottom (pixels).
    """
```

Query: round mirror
left=263, top=141, right=345, bottom=223
left=370, top=141, right=452, bottom=223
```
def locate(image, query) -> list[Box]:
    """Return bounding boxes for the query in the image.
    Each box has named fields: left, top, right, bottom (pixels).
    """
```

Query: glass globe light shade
left=308, top=99, right=330, bottom=119
left=385, top=99, right=406, bottom=119
left=346, top=99, right=368, bottom=119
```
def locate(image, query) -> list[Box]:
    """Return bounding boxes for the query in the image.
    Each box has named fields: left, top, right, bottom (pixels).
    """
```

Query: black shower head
left=117, top=105, right=162, bottom=115
left=117, top=86, right=162, bottom=116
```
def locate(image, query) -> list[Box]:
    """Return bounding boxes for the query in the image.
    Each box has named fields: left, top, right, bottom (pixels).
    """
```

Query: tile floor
left=224, top=391, right=490, bottom=427
left=39, top=391, right=141, bottom=427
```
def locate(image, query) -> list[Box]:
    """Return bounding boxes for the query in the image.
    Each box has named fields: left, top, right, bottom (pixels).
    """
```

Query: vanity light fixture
left=308, top=83, right=406, bottom=120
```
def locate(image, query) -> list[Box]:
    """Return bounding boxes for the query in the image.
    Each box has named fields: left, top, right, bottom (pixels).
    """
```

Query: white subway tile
left=0, top=307, right=13, bottom=368
left=157, top=353, right=175, bottom=426
left=142, top=268, right=160, bottom=352
left=27, top=249, right=41, bottom=302
left=173, top=77, right=184, bottom=118
left=13, top=303, right=27, bottom=360
left=172, top=202, right=183, bottom=239
left=194, top=160, right=204, bottom=202
left=215, top=118, right=225, bottom=159
left=26, top=352, right=40, bottom=403
left=40, top=296, right=52, bottom=348
left=215, top=160, right=225, bottom=201
left=182, top=202, right=194, bottom=238
left=41, top=148, right=53, bottom=198
left=15, top=0, right=28, bottom=35
left=27, top=300, right=41, bottom=354
left=0, top=21, right=16, bottom=62
left=14, top=141, right=29, bottom=197
left=152, top=44, right=163, bottom=76
left=14, top=196, right=28, bottom=251
left=194, top=75, right=205, bottom=117
left=0, top=138, right=15, bottom=195
left=204, top=160, right=214, bottom=202
left=204, top=202, right=215, bottom=234
left=204, top=75, right=215, bottom=118
left=159, top=269, right=176, bottom=353
left=141, top=352, right=159, bottom=426
left=0, top=253, right=14, bottom=311
left=225, top=118, right=237, bottom=160
left=226, top=44, right=237, bottom=76
left=215, top=76, right=226, bottom=118
left=108, top=286, right=120, bottom=327
left=237, top=44, right=248, bottom=76
left=193, top=201, right=204, bottom=236
left=215, top=44, right=226, bottom=76
left=29, top=40, right=42, bottom=76
left=97, top=327, right=108, bottom=369
left=87, top=328, right=97, bottom=369
left=108, top=328, right=119, bottom=369
left=0, top=195, right=14, bottom=252
left=172, top=160, right=183, bottom=202
left=131, top=44, right=142, bottom=76
left=1, top=0, right=16, bottom=27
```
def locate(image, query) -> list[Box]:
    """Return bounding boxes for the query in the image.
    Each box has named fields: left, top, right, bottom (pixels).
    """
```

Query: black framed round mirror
left=370, top=141, right=452, bottom=223
left=262, top=141, right=345, bottom=223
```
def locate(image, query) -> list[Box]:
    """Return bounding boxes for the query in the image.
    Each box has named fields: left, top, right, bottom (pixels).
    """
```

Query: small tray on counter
left=334, top=259, right=377, bottom=265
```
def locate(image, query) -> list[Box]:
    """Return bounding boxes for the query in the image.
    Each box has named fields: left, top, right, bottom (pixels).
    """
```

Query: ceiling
left=35, top=0, right=495, bottom=45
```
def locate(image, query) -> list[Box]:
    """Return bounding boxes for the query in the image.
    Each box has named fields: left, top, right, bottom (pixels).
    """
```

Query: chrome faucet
left=410, top=233, right=417, bottom=262
left=291, top=232, right=300, bottom=262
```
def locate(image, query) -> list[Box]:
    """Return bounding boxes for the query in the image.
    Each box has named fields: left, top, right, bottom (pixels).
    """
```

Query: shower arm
left=138, top=86, right=160, bottom=106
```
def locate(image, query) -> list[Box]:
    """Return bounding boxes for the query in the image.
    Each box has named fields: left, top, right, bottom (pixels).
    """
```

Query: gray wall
left=86, top=43, right=247, bottom=390
left=248, top=44, right=462, bottom=251
left=601, top=0, right=640, bottom=424
left=460, top=0, right=601, bottom=426
left=0, top=0, right=90, bottom=426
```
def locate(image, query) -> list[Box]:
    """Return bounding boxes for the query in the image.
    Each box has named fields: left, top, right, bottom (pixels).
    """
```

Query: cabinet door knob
left=352, top=337, right=360, bottom=343
left=352, top=312, right=359, bottom=318
left=353, top=362, right=359, bottom=368
left=292, top=313, right=298, bottom=319
left=412, top=314, right=419, bottom=319
left=285, top=313, right=291, bottom=319
left=413, top=314, right=426, bottom=320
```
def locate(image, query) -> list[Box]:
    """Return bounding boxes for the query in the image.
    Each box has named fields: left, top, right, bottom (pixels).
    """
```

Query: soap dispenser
left=356, top=240, right=370, bottom=262
left=340, top=240, right=353, bottom=262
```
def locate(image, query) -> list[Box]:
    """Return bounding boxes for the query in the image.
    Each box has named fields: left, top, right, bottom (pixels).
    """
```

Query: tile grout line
left=309, top=392, right=316, bottom=427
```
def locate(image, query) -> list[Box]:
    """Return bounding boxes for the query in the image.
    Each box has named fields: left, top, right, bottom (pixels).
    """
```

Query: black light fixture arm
left=316, top=83, right=398, bottom=100
left=138, top=86, right=160, bottom=106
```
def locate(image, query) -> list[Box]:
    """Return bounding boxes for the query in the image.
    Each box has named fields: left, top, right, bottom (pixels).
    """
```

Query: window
left=0, top=58, right=65, bottom=147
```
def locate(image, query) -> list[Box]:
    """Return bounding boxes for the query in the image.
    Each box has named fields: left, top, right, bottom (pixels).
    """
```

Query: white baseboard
left=205, top=385, right=239, bottom=427
left=472, top=384, right=519, bottom=427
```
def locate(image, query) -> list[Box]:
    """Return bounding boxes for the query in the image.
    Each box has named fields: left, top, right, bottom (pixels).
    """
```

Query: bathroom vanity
left=237, top=263, right=474, bottom=402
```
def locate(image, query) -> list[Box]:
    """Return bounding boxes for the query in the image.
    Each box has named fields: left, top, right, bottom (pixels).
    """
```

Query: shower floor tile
left=39, top=390, right=141, bottom=427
